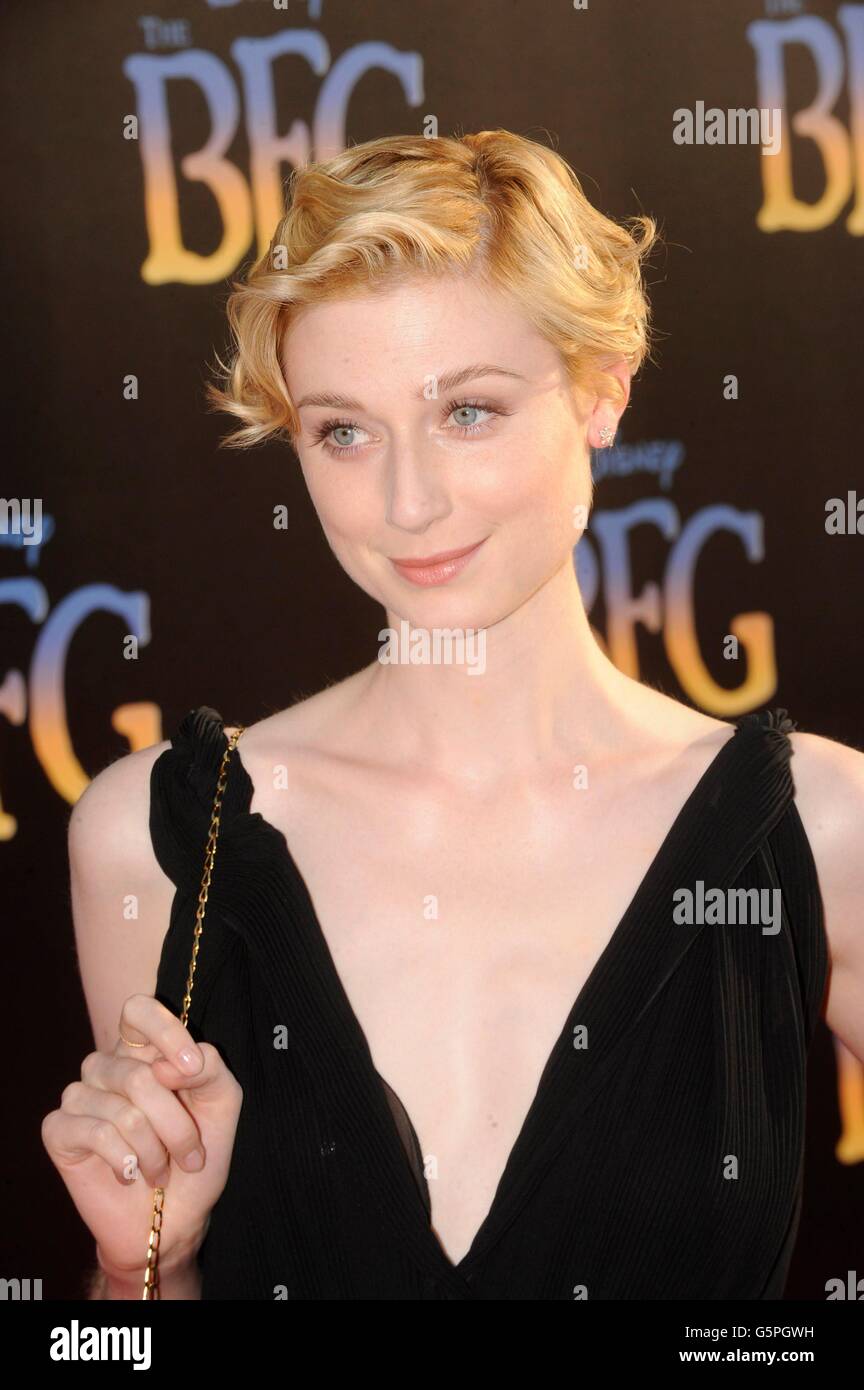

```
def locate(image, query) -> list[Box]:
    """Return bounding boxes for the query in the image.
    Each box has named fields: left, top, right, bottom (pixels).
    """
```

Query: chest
left=255, top=758, right=675, bottom=1074
left=245, top=753, right=689, bottom=1262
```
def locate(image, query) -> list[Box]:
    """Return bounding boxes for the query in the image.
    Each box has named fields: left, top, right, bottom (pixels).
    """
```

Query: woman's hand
left=42, top=993, right=243, bottom=1285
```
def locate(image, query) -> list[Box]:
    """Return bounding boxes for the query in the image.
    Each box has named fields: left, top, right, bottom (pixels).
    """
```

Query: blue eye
left=450, top=403, right=487, bottom=428
left=312, top=419, right=367, bottom=456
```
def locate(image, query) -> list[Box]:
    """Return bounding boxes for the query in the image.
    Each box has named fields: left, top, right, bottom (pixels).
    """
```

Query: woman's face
left=282, top=271, right=628, bottom=631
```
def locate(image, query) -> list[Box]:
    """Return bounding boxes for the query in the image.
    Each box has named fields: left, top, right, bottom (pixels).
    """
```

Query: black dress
left=150, top=704, right=828, bottom=1300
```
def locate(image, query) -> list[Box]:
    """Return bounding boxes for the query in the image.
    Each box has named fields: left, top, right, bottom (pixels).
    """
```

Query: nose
left=384, top=435, right=453, bottom=534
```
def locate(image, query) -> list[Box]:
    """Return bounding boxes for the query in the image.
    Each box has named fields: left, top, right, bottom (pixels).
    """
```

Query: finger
left=77, top=1058, right=206, bottom=1172
left=149, top=1043, right=241, bottom=1102
left=116, top=994, right=204, bottom=1076
left=60, top=1081, right=174, bottom=1186
left=42, top=1110, right=145, bottom=1186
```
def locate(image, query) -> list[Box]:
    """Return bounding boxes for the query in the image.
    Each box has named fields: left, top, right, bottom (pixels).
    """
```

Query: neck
left=361, top=558, right=638, bottom=781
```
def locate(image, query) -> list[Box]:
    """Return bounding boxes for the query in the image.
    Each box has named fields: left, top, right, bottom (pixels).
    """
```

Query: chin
left=388, top=588, right=519, bottom=635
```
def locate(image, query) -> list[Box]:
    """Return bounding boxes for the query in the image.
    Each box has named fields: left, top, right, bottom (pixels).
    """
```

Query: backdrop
left=4, top=0, right=863, bottom=1299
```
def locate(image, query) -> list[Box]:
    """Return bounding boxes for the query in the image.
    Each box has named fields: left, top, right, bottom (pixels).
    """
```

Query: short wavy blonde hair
left=207, top=129, right=660, bottom=449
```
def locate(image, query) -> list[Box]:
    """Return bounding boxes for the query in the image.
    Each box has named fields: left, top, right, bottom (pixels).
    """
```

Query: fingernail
left=182, top=1148, right=204, bottom=1172
left=177, top=1047, right=202, bottom=1074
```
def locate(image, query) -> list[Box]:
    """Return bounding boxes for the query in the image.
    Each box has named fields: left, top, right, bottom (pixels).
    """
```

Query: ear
left=588, top=357, right=631, bottom=449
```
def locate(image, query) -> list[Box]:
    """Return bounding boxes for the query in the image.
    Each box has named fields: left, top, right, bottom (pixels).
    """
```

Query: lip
left=389, top=537, right=488, bottom=587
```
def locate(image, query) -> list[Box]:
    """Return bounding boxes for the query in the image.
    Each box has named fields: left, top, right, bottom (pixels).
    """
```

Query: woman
left=43, top=130, right=864, bottom=1300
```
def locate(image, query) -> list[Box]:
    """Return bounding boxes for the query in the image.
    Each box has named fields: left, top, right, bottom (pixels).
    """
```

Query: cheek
left=471, top=448, right=585, bottom=548
left=300, top=459, right=377, bottom=543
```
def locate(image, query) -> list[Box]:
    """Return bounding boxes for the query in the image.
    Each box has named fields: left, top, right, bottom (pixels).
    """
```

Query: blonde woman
left=44, top=130, right=864, bottom=1300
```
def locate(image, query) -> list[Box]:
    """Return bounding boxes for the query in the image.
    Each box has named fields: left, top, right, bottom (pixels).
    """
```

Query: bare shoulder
left=786, top=726, right=864, bottom=1058
left=69, top=736, right=173, bottom=874
left=617, top=681, right=737, bottom=764
left=787, top=726, right=864, bottom=839
left=785, top=726, right=864, bottom=916
left=224, top=663, right=379, bottom=763
left=69, top=735, right=178, bottom=1054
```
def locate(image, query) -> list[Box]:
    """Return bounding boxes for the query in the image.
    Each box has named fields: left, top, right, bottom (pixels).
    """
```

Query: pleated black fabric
left=150, top=704, right=828, bottom=1300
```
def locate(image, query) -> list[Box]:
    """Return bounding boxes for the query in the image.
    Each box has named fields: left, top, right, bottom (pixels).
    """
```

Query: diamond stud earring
left=598, top=425, right=615, bottom=448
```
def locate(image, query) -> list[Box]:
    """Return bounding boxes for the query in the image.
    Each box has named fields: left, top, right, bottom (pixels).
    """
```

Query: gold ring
left=118, top=1031, right=149, bottom=1048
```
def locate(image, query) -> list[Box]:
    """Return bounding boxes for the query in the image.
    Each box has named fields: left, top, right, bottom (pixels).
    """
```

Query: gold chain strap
left=142, top=722, right=246, bottom=1299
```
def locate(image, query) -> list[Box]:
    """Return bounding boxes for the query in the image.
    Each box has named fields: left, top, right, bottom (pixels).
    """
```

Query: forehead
left=281, top=273, right=551, bottom=392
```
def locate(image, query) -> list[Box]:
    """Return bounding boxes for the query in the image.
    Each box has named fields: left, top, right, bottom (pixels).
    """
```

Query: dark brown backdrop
left=4, top=0, right=862, bottom=1298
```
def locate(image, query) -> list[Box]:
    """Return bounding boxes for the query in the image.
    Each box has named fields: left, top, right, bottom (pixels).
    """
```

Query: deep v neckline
left=223, top=714, right=750, bottom=1278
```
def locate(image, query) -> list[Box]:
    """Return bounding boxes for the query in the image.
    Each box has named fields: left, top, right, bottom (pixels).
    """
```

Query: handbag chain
left=142, top=722, right=246, bottom=1299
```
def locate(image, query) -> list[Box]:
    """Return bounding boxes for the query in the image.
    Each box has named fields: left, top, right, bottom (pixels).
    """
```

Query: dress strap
left=734, top=706, right=797, bottom=737
left=735, top=705, right=828, bottom=1043
left=149, top=705, right=245, bottom=891
left=733, top=709, right=830, bottom=1090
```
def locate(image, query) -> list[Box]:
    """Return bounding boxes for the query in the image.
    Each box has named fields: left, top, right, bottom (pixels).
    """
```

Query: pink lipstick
left=389, top=537, right=488, bottom=587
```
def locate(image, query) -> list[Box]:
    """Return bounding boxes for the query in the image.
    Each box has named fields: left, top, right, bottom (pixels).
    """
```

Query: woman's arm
left=63, top=736, right=206, bottom=1297
left=68, top=738, right=177, bottom=1055
left=790, top=730, right=864, bottom=1062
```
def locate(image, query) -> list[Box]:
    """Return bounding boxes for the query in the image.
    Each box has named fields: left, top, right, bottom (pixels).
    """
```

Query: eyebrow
left=294, top=364, right=528, bottom=411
